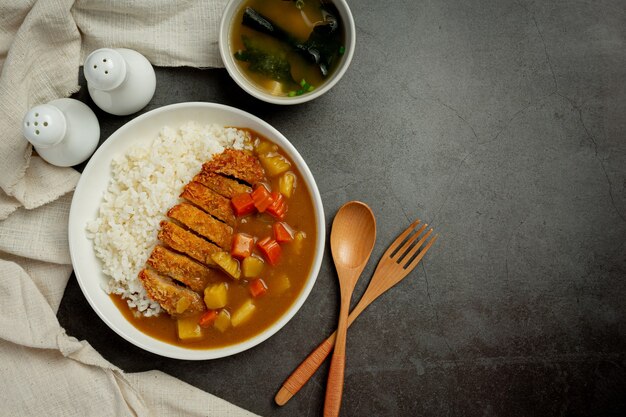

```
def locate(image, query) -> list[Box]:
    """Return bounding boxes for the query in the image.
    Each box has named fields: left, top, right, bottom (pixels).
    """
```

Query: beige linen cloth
left=0, top=1, right=258, bottom=415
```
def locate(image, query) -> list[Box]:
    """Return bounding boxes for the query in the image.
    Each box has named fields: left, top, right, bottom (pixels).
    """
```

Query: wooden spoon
left=324, top=201, right=376, bottom=417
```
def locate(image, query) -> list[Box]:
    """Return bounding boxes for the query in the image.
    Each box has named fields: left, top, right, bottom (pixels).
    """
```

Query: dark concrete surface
left=57, top=0, right=626, bottom=415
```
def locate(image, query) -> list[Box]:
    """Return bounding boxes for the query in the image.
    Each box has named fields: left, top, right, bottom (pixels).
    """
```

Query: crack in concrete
left=531, top=17, right=559, bottom=93
left=428, top=1, right=560, bottom=228
left=556, top=92, right=626, bottom=223
left=432, top=98, right=481, bottom=143
left=421, top=261, right=460, bottom=416
left=321, top=172, right=380, bottom=196
left=514, top=0, right=559, bottom=94
left=430, top=93, right=554, bottom=226
left=430, top=150, right=474, bottom=225
left=392, top=185, right=413, bottom=224
left=382, top=160, right=416, bottom=224
left=421, top=262, right=459, bottom=361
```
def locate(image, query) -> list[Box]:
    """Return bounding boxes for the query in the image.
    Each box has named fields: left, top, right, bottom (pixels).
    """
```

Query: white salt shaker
left=84, top=48, right=156, bottom=116
left=22, top=98, right=100, bottom=167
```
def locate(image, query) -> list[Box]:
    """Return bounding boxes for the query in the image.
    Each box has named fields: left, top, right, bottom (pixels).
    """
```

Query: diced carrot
left=198, top=310, right=218, bottom=328
left=231, top=233, right=254, bottom=259
left=249, top=279, right=268, bottom=298
left=251, top=185, right=274, bottom=212
left=231, top=193, right=255, bottom=217
left=273, top=222, right=293, bottom=243
left=266, top=192, right=287, bottom=219
left=257, top=236, right=281, bottom=265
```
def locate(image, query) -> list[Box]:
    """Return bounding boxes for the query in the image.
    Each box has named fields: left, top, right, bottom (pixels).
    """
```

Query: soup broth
left=231, top=0, right=345, bottom=97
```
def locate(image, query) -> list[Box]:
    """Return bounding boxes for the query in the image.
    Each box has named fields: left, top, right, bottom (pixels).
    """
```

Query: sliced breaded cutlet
left=158, top=220, right=220, bottom=267
left=202, top=149, right=265, bottom=186
left=147, top=245, right=223, bottom=292
left=167, top=202, right=233, bottom=250
left=193, top=170, right=252, bottom=199
left=138, top=269, right=206, bottom=317
left=180, top=181, right=236, bottom=227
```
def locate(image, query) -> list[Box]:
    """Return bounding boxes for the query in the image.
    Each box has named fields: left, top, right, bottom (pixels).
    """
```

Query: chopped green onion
left=288, top=79, right=314, bottom=97
left=339, top=46, right=345, bottom=55
left=295, top=0, right=304, bottom=10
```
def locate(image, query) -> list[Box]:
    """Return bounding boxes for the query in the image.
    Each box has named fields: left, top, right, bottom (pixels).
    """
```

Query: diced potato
left=292, top=231, right=306, bottom=255
left=279, top=172, right=296, bottom=198
left=177, top=317, right=203, bottom=341
left=259, top=153, right=291, bottom=177
left=214, top=309, right=231, bottom=333
left=242, top=256, right=265, bottom=278
left=175, top=297, right=191, bottom=314
left=204, top=282, right=228, bottom=309
left=211, top=251, right=241, bottom=279
left=231, top=299, right=256, bottom=327
left=273, top=273, right=291, bottom=295
left=255, top=140, right=278, bottom=156
left=263, top=80, right=284, bottom=96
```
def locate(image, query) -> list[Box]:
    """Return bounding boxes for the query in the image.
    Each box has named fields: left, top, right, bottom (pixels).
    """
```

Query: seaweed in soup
left=234, top=36, right=295, bottom=85
left=232, top=0, right=345, bottom=96
left=240, top=4, right=341, bottom=77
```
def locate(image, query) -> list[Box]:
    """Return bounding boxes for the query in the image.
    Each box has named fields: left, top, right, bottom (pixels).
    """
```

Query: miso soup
left=231, top=0, right=346, bottom=97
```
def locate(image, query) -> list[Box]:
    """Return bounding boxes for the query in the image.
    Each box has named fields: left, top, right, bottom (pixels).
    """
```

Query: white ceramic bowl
left=68, top=102, right=325, bottom=360
left=219, top=0, right=356, bottom=105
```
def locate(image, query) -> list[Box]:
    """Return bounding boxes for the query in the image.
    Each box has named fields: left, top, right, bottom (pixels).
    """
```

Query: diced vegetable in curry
left=111, top=129, right=317, bottom=348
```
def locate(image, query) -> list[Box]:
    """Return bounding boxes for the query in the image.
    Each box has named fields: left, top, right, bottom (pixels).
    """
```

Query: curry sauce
left=111, top=130, right=317, bottom=349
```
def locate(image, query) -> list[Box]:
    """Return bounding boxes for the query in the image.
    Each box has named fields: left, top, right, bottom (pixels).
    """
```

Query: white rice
left=86, top=122, right=249, bottom=317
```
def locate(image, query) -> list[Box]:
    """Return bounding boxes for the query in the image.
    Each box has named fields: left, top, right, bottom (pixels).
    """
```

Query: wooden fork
left=275, top=219, right=438, bottom=405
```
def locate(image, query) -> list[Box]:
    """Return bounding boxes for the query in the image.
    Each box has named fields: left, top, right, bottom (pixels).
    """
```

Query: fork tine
left=404, top=233, right=438, bottom=270
left=384, top=219, right=421, bottom=258
left=384, top=219, right=421, bottom=256
left=397, top=228, right=433, bottom=264
left=390, top=223, right=428, bottom=260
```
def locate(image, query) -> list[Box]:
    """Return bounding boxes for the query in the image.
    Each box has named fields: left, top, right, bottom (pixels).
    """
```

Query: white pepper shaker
left=84, top=48, right=156, bottom=116
left=22, top=98, right=100, bottom=167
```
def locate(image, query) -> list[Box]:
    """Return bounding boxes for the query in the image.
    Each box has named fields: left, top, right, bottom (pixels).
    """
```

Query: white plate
left=68, top=102, right=325, bottom=360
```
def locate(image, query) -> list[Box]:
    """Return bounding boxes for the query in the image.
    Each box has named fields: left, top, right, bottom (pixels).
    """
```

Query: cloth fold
left=0, top=1, right=258, bottom=415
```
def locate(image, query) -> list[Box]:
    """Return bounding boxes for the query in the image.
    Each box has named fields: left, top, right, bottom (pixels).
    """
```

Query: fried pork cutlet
left=180, top=181, right=236, bottom=227
left=158, top=220, right=220, bottom=266
left=147, top=245, right=222, bottom=292
left=193, top=170, right=252, bottom=199
left=167, top=202, right=233, bottom=250
left=138, top=269, right=206, bottom=317
left=202, top=149, right=265, bottom=186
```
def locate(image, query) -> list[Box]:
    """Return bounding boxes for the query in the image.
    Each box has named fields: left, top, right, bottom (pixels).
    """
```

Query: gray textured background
left=58, top=0, right=626, bottom=415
